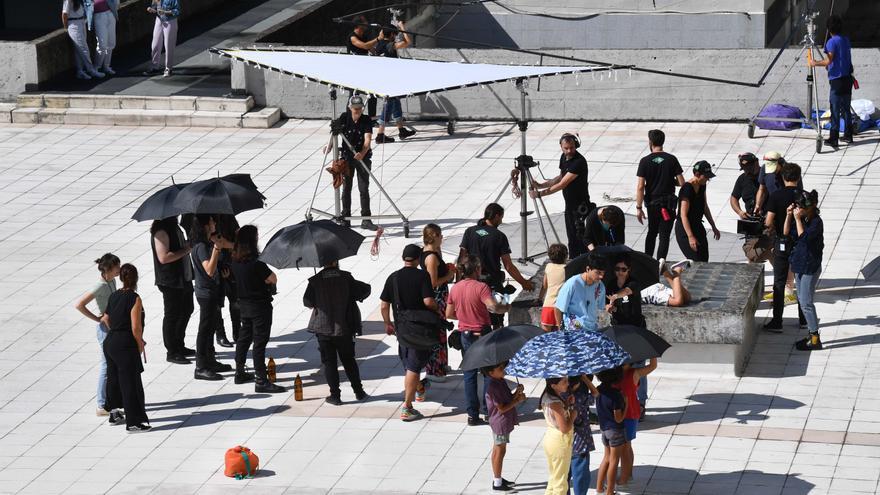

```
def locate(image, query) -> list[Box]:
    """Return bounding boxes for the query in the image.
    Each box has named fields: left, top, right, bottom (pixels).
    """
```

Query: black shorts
left=398, top=345, right=431, bottom=373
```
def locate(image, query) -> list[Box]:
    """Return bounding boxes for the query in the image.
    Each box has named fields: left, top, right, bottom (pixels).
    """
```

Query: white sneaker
left=657, top=258, right=666, bottom=278
left=76, top=71, right=91, bottom=80
left=669, top=259, right=692, bottom=273
left=89, top=70, right=106, bottom=78
left=163, top=68, right=172, bottom=77
left=103, top=66, right=116, bottom=76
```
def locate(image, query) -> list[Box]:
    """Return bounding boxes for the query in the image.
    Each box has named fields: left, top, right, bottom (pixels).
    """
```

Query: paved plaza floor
left=0, top=119, right=878, bottom=494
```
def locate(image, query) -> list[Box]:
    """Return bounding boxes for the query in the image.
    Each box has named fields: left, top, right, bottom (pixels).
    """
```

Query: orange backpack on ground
left=225, top=446, right=259, bottom=479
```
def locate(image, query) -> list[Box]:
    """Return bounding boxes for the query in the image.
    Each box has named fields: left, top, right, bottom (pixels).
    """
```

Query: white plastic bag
left=851, top=99, right=875, bottom=121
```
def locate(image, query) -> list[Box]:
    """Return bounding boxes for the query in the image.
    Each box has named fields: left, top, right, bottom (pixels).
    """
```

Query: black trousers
left=159, top=284, right=193, bottom=356
left=645, top=205, right=675, bottom=259
left=236, top=301, right=272, bottom=379
left=771, top=254, right=806, bottom=324
left=196, top=296, right=221, bottom=369
left=564, top=209, right=587, bottom=259
left=341, top=156, right=372, bottom=218
left=675, top=221, right=709, bottom=262
left=223, top=280, right=241, bottom=342
left=104, top=332, right=148, bottom=427
left=317, top=334, right=363, bottom=397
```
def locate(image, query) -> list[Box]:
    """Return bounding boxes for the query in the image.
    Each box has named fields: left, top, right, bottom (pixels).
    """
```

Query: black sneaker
left=763, top=320, right=783, bottom=333
left=182, top=347, right=196, bottom=357
left=823, top=138, right=839, bottom=148
left=126, top=423, right=152, bottom=433
left=235, top=368, right=255, bottom=384
left=194, top=368, right=224, bottom=381
left=360, top=220, right=378, bottom=231
left=142, top=67, right=162, bottom=76
left=842, top=135, right=854, bottom=144
left=325, top=395, right=343, bottom=406
left=207, top=362, right=233, bottom=373
left=467, top=416, right=487, bottom=426
left=166, top=354, right=191, bottom=365
left=492, top=483, right=514, bottom=491
left=795, top=334, right=823, bottom=351
left=375, top=133, right=395, bottom=144
left=398, top=128, right=416, bottom=139
left=354, top=389, right=369, bottom=401
left=255, top=380, right=285, bottom=394
left=501, top=478, right=514, bottom=487
left=109, top=410, right=126, bottom=426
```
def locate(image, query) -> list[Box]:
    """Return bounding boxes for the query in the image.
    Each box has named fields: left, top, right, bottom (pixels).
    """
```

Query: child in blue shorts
left=596, top=367, right=626, bottom=495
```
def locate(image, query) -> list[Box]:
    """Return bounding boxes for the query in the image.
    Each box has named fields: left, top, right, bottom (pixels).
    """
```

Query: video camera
left=737, top=213, right=765, bottom=237
left=388, top=7, right=404, bottom=28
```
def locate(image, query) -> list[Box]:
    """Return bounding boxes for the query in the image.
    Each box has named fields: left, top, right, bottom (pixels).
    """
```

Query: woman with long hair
left=215, top=214, right=240, bottom=347
left=75, top=253, right=120, bottom=416
left=787, top=190, right=825, bottom=351
left=419, top=223, right=456, bottom=387
left=230, top=225, right=284, bottom=393
left=101, top=264, right=150, bottom=432
left=189, top=214, right=234, bottom=381
left=61, top=0, right=104, bottom=80
left=539, top=376, right=576, bottom=495
left=674, top=161, right=721, bottom=262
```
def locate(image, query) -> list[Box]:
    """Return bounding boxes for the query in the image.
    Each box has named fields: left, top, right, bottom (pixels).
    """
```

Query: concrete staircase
left=1, top=94, right=281, bottom=128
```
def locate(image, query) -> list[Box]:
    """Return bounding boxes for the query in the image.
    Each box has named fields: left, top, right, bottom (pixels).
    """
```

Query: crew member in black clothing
left=762, top=162, right=807, bottom=332
left=346, top=15, right=378, bottom=118
left=216, top=214, right=239, bottom=347
left=304, top=261, right=371, bottom=406
left=583, top=205, right=625, bottom=251
left=635, top=130, right=685, bottom=260
left=459, top=203, right=534, bottom=328
left=150, top=216, right=194, bottom=365
left=604, top=256, right=646, bottom=328
left=373, top=21, right=415, bottom=144
left=189, top=214, right=234, bottom=381
left=530, top=133, right=591, bottom=258
left=327, top=95, right=378, bottom=231
left=674, top=161, right=721, bottom=262
left=101, top=264, right=150, bottom=433
left=730, top=152, right=761, bottom=218
left=230, top=225, right=284, bottom=393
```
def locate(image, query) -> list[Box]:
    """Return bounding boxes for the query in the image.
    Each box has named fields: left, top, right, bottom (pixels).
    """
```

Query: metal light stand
left=308, top=88, right=411, bottom=237
left=747, top=11, right=825, bottom=153
left=493, top=78, right=561, bottom=266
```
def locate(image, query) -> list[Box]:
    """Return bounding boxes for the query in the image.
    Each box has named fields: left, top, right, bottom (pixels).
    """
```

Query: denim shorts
left=493, top=433, right=510, bottom=445
left=623, top=419, right=638, bottom=441
left=601, top=428, right=627, bottom=447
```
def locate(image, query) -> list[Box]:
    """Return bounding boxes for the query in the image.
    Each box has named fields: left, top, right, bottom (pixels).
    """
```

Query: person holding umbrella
left=554, top=252, right=606, bottom=332
left=674, top=160, right=721, bottom=263
left=189, top=214, right=234, bottom=381
left=304, top=260, right=371, bottom=405
left=483, top=361, right=526, bottom=492
left=215, top=214, right=240, bottom=347
left=230, top=225, right=283, bottom=393
left=150, top=217, right=194, bottom=365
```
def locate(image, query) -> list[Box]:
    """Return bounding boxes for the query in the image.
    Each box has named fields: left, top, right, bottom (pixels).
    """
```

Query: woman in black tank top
left=418, top=224, right=457, bottom=384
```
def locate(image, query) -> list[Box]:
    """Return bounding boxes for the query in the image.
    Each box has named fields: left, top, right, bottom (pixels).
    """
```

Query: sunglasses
left=615, top=267, right=629, bottom=272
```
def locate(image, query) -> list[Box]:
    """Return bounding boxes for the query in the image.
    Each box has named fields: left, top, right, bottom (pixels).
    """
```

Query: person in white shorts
left=641, top=260, right=692, bottom=307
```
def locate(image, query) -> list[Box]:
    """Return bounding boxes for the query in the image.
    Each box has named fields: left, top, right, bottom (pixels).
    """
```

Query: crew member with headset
left=530, top=133, right=592, bottom=258
left=346, top=15, right=378, bottom=118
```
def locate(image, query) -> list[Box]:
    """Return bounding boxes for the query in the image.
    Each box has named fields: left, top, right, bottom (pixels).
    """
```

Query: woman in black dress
left=230, top=225, right=284, bottom=393
left=101, top=264, right=151, bottom=432
left=674, top=161, right=721, bottom=262
left=604, top=256, right=646, bottom=328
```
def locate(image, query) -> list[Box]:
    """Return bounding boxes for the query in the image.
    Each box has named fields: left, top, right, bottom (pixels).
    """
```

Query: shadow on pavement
left=641, top=393, right=804, bottom=428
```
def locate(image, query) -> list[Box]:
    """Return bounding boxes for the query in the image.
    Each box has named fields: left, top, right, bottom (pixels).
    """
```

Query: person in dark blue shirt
left=809, top=14, right=854, bottom=148
left=786, top=190, right=824, bottom=351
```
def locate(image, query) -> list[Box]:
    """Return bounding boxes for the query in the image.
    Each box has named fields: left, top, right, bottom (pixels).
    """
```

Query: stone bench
left=511, top=261, right=764, bottom=376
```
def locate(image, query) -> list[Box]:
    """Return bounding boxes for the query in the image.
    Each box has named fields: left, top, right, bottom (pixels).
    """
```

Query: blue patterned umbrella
left=506, top=329, right=630, bottom=378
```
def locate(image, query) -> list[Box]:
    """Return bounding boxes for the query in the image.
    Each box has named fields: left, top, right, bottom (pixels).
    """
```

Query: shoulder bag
left=392, top=272, right=443, bottom=350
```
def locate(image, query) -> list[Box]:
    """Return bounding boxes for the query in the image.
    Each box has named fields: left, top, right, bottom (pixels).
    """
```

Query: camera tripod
left=492, top=78, right=561, bottom=266
left=307, top=88, right=411, bottom=237
left=746, top=10, right=826, bottom=153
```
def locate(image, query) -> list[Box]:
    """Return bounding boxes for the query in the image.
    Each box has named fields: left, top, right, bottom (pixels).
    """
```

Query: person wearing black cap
left=327, top=95, right=377, bottom=231
left=346, top=15, right=378, bottom=118
left=730, top=152, right=761, bottom=219
left=635, top=130, right=685, bottom=261
left=380, top=244, right=438, bottom=422
left=786, top=190, right=824, bottom=350
left=530, top=133, right=592, bottom=258
left=674, top=161, right=720, bottom=262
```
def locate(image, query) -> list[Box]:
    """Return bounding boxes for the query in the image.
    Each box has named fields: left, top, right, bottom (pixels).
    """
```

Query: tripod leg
left=526, top=169, right=562, bottom=244
left=308, top=132, right=337, bottom=222
left=494, top=175, right=514, bottom=205
left=338, top=134, right=408, bottom=223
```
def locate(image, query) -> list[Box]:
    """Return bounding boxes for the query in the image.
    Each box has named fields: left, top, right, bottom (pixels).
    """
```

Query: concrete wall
left=235, top=47, right=880, bottom=122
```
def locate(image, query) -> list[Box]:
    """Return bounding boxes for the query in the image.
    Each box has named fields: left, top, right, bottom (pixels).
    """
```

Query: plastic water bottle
left=267, top=357, right=276, bottom=383
left=294, top=375, right=303, bottom=401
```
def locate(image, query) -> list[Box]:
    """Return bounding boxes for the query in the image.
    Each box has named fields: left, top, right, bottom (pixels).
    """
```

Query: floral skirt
left=425, top=286, right=448, bottom=377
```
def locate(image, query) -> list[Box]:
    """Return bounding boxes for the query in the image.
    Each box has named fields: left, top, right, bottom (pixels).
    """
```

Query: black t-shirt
left=637, top=152, right=683, bottom=204
left=605, top=278, right=645, bottom=327
left=559, top=152, right=590, bottom=209
left=106, top=289, right=142, bottom=333
left=338, top=111, right=373, bottom=160
left=346, top=30, right=369, bottom=55
left=460, top=223, right=512, bottom=285
left=583, top=207, right=625, bottom=248
left=231, top=258, right=274, bottom=302
left=192, top=241, right=222, bottom=300
left=731, top=172, right=759, bottom=213
left=380, top=266, right=434, bottom=310
left=766, top=186, right=802, bottom=236
left=375, top=38, right=398, bottom=58
left=677, top=182, right=706, bottom=231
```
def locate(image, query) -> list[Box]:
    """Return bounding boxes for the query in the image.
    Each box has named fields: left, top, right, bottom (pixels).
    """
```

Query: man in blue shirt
left=809, top=14, right=853, bottom=148
left=555, top=252, right=607, bottom=331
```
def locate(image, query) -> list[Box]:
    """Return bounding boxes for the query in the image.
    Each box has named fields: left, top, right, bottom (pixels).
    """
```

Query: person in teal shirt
left=555, top=252, right=607, bottom=331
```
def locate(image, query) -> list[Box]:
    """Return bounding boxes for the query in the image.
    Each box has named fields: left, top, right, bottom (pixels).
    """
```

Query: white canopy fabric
left=216, top=49, right=611, bottom=98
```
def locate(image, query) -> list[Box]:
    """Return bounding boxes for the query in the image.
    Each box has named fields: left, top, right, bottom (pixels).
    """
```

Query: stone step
left=16, top=94, right=255, bottom=113
left=8, top=106, right=281, bottom=128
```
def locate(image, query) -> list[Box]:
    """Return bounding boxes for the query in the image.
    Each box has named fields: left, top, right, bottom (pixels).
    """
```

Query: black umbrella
left=600, top=324, right=670, bottom=363
left=460, top=324, right=544, bottom=371
left=222, top=173, right=266, bottom=200
left=173, top=176, right=265, bottom=215
left=131, top=182, right=189, bottom=221
left=566, top=245, right=659, bottom=291
left=259, top=220, right=365, bottom=269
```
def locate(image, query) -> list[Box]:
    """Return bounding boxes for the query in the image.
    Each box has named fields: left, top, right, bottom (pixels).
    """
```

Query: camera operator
left=374, top=21, right=416, bottom=144
left=346, top=15, right=378, bottom=118
left=530, top=133, right=591, bottom=258
left=730, top=152, right=760, bottom=219
left=326, top=96, right=378, bottom=231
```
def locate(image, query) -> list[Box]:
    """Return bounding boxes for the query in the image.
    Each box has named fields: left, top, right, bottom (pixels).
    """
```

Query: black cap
left=738, top=152, right=759, bottom=169
left=795, top=190, right=817, bottom=208
left=693, top=160, right=716, bottom=178
left=402, top=244, right=422, bottom=261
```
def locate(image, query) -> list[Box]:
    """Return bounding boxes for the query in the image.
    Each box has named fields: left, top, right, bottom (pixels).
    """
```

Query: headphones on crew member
left=559, top=132, right=581, bottom=149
